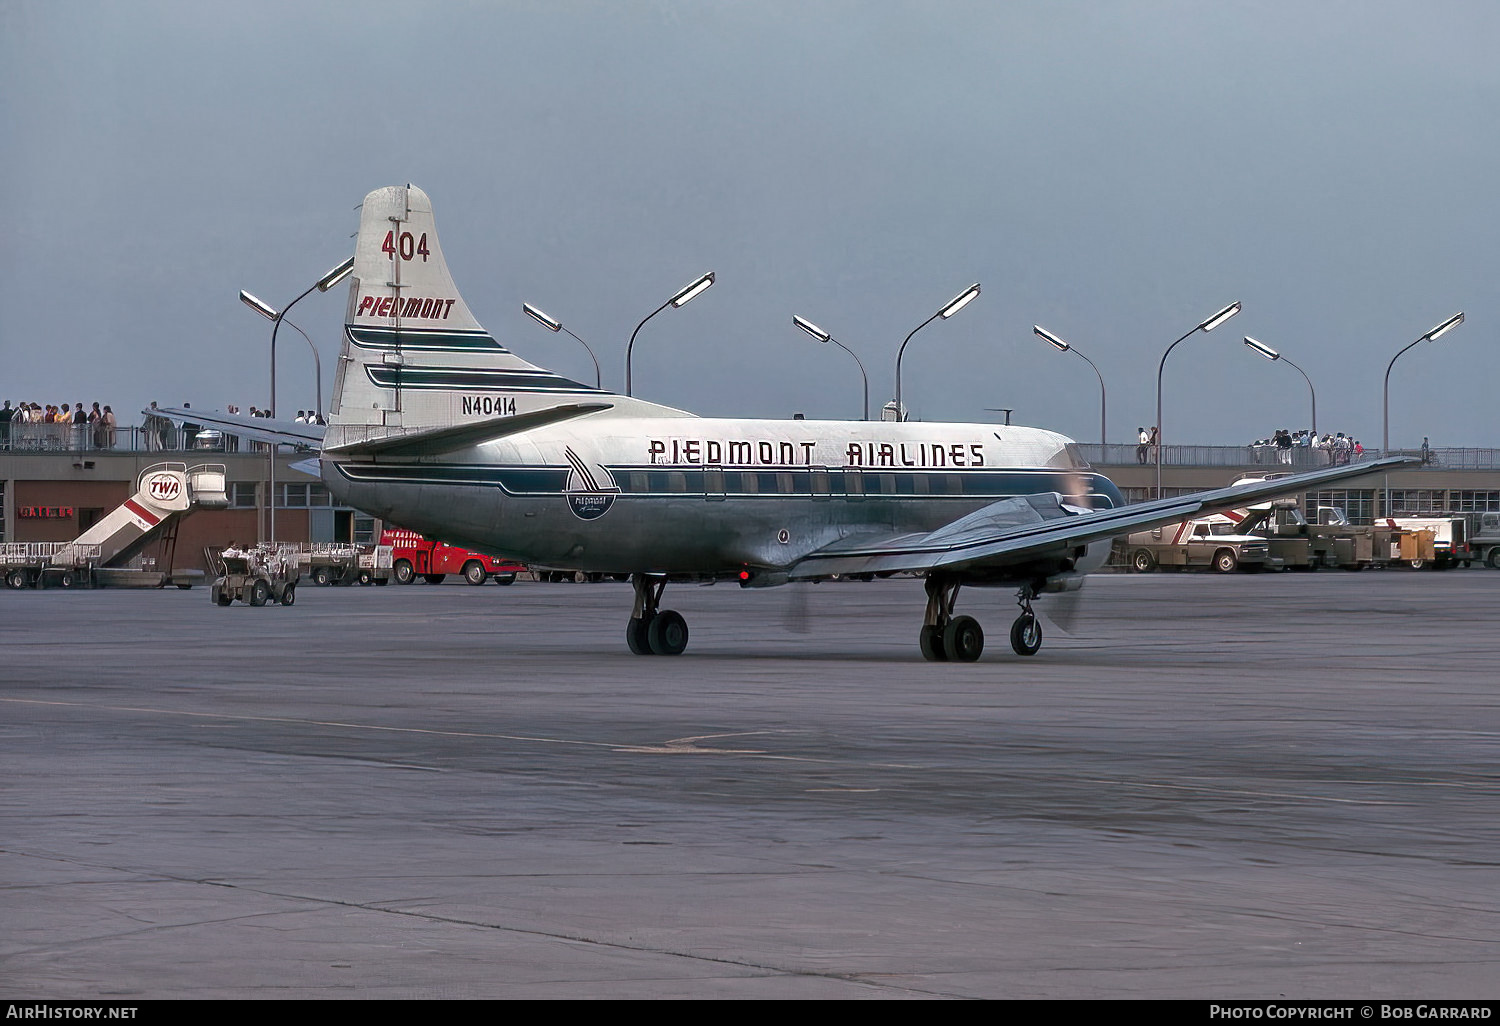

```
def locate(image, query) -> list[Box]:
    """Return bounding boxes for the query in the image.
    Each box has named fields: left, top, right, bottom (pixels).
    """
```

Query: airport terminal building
left=1, top=425, right=375, bottom=572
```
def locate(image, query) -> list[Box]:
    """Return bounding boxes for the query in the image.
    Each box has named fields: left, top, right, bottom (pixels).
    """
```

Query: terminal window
left=1450, top=490, right=1500, bottom=513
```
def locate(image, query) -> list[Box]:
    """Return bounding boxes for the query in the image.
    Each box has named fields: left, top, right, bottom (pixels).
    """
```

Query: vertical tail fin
left=326, top=185, right=686, bottom=449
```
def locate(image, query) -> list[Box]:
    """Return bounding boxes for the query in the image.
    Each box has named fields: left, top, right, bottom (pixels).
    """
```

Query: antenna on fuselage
left=985, top=408, right=1014, bottom=426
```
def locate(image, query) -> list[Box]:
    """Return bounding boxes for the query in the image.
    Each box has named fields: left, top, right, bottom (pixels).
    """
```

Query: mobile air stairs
left=2, top=462, right=229, bottom=589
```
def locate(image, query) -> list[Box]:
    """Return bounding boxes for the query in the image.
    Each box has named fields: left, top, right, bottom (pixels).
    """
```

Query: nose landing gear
left=1010, top=583, right=1043, bottom=657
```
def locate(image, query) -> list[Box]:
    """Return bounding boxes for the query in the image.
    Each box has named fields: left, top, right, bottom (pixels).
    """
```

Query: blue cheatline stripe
left=346, top=325, right=510, bottom=353
left=333, top=461, right=1120, bottom=506
left=334, top=463, right=570, bottom=494
left=363, top=365, right=602, bottom=393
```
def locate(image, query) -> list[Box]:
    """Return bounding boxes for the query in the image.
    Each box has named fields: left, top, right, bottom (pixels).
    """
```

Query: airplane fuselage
left=322, top=416, right=1123, bottom=577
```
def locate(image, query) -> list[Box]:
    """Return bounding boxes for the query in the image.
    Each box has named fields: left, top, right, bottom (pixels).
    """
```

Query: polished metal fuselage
left=322, top=416, right=1122, bottom=577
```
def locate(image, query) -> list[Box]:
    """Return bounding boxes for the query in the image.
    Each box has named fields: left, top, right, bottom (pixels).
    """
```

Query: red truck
left=380, top=528, right=524, bottom=586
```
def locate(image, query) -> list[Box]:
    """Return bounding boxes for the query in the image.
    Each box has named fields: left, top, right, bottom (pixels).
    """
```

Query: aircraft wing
left=788, top=455, right=1415, bottom=579
left=146, top=407, right=326, bottom=449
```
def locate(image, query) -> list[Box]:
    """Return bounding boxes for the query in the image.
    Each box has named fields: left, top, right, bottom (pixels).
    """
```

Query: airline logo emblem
left=354, top=295, right=458, bottom=320
left=145, top=473, right=183, bottom=502
left=563, top=447, right=618, bottom=521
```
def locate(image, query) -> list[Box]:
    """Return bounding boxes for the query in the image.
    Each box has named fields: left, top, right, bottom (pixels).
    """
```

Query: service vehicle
left=1119, top=518, right=1278, bottom=573
left=381, top=528, right=523, bottom=585
left=210, top=545, right=301, bottom=607
left=1381, top=515, right=1469, bottom=569
left=2, top=542, right=102, bottom=589
left=1235, top=501, right=1379, bottom=570
left=298, top=542, right=372, bottom=586
left=1469, top=513, right=1500, bottom=569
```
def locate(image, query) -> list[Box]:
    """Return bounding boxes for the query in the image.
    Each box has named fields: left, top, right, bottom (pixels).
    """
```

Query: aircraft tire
left=1010, top=613, right=1042, bottom=657
left=280, top=584, right=296, bottom=606
left=647, top=610, right=689, bottom=656
left=1213, top=549, right=1239, bottom=573
left=462, top=561, right=487, bottom=586
left=1131, top=549, right=1157, bottom=573
left=942, top=615, right=984, bottom=662
left=626, top=616, right=653, bottom=655
left=394, top=560, right=415, bottom=585
left=919, top=625, right=948, bottom=662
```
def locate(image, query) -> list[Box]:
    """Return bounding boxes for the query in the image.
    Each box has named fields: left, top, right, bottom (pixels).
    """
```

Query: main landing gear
left=918, top=574, right=1045, bottom=662
left=626, top=574, right=689, bottom=656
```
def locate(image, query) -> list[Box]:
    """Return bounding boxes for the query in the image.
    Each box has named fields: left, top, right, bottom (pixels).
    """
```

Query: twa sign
left=144, top=473, right=183, bottom=502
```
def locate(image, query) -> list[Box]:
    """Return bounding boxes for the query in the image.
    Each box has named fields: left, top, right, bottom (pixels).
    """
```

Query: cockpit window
left=1042, top=443, right=1092, bottom=470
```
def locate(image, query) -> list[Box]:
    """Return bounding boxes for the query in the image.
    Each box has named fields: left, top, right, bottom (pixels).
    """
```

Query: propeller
left=1036, top=582, right=1089, bottom=637
left=781, top=580, right=813, bottom=634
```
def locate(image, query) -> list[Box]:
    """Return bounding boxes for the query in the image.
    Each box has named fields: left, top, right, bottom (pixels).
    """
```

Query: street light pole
left=793, top=315, right=869, bottom=421
left=1382, top=312, right=1464, bottom=515
left=1034, top=325, right=1106, bottom=446
left=1243, top=336, right=1316, bottom=438
left=1155, top=301, right=1241, bottom=499
left=523, top=303, right=601, bottom=389
left=625, top=272, right=714, bottom=397
left=894, top=283, right=979, bottom=422
left=238, top=256, right=354, bottom=541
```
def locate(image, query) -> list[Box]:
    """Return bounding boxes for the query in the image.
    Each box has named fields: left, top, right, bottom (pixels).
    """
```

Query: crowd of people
left=0, top=400, right=117, bottom=450
left=1249, top=429, right=1365, bottom=465
left=1, top=400, right=325, bottom=452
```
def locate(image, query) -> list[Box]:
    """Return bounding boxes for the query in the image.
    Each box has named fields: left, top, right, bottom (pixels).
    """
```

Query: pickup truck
left=1120, top=519, right=1278, bottom=573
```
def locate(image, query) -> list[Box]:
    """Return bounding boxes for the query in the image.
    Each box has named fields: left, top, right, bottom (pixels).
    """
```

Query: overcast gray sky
left=3, top=0, right=1495, bottom=447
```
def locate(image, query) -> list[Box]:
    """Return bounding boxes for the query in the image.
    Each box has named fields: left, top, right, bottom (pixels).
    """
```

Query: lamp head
left=1199, top=301, right=1241, bottom=332
left=1243, top=336, right=1280, bottom=361
left=315, top=256, right=355, bottom=292
left=793, top=315, right=831, bottom=343
left=938, top=283, right=980, bottom=319
left=1424, top=312, right=1464, bottom=342
left=670, top=271, right=714, bottom=307
left=523, top=303, right=563, bottom=333
left=1033, top=325, right=1070, bottom=352
left=239, top=290, right=278, bottom=321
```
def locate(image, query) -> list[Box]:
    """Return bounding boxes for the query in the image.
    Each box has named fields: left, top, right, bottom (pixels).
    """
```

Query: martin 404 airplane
left=174, top=185, right=1409, bottom=660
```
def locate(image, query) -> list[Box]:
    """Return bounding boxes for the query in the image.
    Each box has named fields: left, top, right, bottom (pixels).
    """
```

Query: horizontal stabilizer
left=147, top=408, right=326, bottom=449
left=325, top=402, right=614, bottom=458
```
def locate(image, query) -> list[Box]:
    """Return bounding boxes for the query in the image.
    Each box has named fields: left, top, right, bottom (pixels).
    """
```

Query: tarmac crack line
left=3, top=846, right=966, bottom=999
